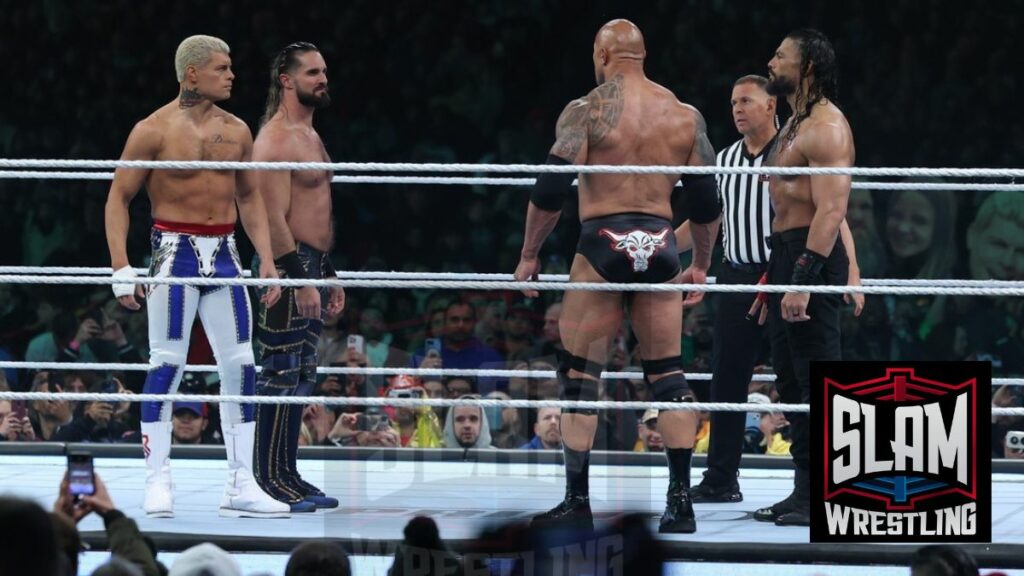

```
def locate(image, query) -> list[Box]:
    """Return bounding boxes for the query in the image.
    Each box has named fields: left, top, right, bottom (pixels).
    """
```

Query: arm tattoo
left=553, top=100, right=588, bottom=161
left=587, top=74, right=624, bottom=145
left=692, top=112, right=716, bottom=165
left=179, top=88, right=202, bottom=109
left=690, top=222, right=716, bottom=269
left=551, top=75, right=625, bottom=161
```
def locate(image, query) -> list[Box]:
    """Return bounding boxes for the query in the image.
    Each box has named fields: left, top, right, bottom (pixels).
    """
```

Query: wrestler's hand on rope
left=326, top=287, right=346, bottom=317
left=514, top=256, right=541, bottom=298
left=296, top=286, right=322, bottom=319
left=258, top=259, right=282, bottom=308
left=781, top=292, right=811, bottom=322
left=679, top=265, right=708, bottom=308
left=845, top=270, right=865, bottom=316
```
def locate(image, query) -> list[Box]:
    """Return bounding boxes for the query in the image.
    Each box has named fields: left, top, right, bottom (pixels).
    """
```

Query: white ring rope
left=1, top=391, right=1021, bottom=416
left=1, top=274, right=1023, bottom=296
left=2, top=267, right=1020, bottom=289
left=4, top=158, right=1024, bottom=178
left=3, top=361, right=1021, bottom=388
left=4, top=170, right=1022, bottom=193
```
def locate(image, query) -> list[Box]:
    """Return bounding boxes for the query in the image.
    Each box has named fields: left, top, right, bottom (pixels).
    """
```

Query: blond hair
left=174, top=35, right=230, bottom=83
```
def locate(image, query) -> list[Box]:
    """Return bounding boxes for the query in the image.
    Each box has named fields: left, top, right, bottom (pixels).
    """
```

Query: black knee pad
left=557, top=350, right=602, bottom=415
left=642, top=356, right=683, bottom=381
left=560, top=377, right=599, bottom=415
left=650, top=373, right=694, bottom=404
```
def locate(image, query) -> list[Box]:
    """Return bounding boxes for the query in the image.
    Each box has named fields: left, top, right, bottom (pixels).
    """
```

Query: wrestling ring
left=1, top=158, right=1023, bottom=575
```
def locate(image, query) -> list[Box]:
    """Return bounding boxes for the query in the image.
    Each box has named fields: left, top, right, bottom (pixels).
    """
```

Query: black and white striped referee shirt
left=716, top=135, right=777, bottom=265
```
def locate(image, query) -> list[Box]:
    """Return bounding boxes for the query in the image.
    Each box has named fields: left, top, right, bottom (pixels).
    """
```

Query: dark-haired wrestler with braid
left=513, top=19, right=721, bottom=534
left=748, top=29, right=855, bottom=526
left=252, top=42, right=345, bottom=512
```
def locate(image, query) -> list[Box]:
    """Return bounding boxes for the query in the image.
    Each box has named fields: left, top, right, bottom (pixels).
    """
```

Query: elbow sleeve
left=675, top=174, right=721, bottom=224
left=529, top=155, right=576, bottom=212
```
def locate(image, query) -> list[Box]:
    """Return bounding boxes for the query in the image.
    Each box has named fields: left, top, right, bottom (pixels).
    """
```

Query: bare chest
left=291, top=134, right=332, bottom=189
left=159, top=125, right=243, bottom=163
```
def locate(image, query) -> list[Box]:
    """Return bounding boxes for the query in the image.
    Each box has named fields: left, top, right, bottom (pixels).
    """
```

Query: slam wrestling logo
left=811, top=362, right=991, bottom=543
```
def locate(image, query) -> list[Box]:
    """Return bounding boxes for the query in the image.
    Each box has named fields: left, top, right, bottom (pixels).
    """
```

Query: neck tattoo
left=179, top=88, right=202, bottom=108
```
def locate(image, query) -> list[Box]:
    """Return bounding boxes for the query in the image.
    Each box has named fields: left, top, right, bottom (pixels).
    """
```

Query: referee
left=689, top=74, right=777, bottom=502
left=677, top=75, right=864, bottom=502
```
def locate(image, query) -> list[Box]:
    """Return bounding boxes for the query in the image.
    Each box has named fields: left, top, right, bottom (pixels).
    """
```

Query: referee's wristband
left=274, top=251, right=308, bottom=280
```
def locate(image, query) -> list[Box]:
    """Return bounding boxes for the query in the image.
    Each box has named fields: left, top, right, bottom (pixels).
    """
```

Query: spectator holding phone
left=53, top=380, right=138, bottom=444
left=411, top=301, right=506, bottom=394
left=53, top=470, right=163, bottom=576
left=28, top=372, right=74, bottom=441
left=384, top=375, right=443, bottom=448
left=327, top=410, right=401, bottom=447
left=0, top=380, right=36, bottom=442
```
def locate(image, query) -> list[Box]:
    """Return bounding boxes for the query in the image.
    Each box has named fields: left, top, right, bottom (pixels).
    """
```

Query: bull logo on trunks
left=600, top=228, right=670, bottom=273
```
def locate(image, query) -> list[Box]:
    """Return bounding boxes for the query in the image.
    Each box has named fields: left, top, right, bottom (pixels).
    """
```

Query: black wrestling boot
left=531, top=491, right=593, bottom=529
left=690, top=480, right=743, bottom=503
left=532, top=445, right=594, bottom=529
left=753, top=466, right=809, bottom=523
left=774, top=502, right=811, bottom=526
left=659, top=480, right=696, bottom=533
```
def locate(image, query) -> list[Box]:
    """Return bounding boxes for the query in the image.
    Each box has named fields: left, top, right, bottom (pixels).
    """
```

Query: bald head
left=593, top=19, right=645, bottom=84
left=595, top=19, right=646, bottom=60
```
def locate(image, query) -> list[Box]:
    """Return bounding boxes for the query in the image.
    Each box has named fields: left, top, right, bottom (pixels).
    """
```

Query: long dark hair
left=260, top=41, right=319, bottom=127
left=783, top=29, right=838, bottom=143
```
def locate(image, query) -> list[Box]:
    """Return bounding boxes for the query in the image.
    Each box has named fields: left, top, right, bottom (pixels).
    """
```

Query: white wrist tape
left=111, top=266, right=139, bottom=298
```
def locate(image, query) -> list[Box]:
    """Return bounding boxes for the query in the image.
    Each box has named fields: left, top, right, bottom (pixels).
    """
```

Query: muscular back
left=767, top=101, right=855, bottom=232
left=554, top=74, right=711, bottom=221
left=253, top=120, right=334, bottom=251
left=136, top=101, right=251, bottom=224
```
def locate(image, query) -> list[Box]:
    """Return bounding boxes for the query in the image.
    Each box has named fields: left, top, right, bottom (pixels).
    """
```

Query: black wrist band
left=274, top=251, right=307, bottom=280
left=791, top=249, right=826, bottom=285
left=323, top=256, right=337, bottom=279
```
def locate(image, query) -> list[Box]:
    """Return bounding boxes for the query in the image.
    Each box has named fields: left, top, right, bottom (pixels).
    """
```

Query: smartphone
left=1006, top=431, right=1024, bottom=451
left=11, top=400, right=27, bottom=420
left=67, top=451, right=96, bottom=497
left=425, top=338, right=442, bottom=358
left=358, top=413, right=389, bottom=432
left=347, top=334, right=366, bottom=354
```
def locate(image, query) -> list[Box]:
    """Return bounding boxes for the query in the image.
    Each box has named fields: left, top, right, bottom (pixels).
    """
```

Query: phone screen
left=425, top=338, right=442, bottom=357
left=67, top=452, right=95, bottom=497
left=347, top=334, right=366, bottom=354
left=11, top=400, right=27, bottom=420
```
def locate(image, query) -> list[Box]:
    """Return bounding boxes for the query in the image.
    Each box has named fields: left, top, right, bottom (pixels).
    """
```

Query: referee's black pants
left=766, top=227, right=847, bottom=476
left=700, top=260, right=768, bottom=487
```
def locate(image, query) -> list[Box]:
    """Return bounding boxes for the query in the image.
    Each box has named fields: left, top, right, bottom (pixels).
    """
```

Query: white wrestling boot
left=219, top=421, right=290, bottom=518
left=141, top=422, right=174, bottom=518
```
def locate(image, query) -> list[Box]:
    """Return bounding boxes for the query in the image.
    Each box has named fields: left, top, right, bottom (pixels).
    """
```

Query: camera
left=388, top=388, right=425, bottom=399
left=1007, top=431, right=1024, bottom=450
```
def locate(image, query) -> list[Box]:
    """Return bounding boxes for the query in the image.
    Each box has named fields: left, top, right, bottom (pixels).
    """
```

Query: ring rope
left=1, top=274, right=1023, bottom=296
left=1, top=391, right=1021, bottom=416
left=3, top=158, right=1024, bottom=178
left=0, top=360, right=757, bottom=381
left=4, top=170, right=1022, bottom=193
left=3, top=361, right=1022, bottom=388
left=2, top=267, right=1020, bottom=289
